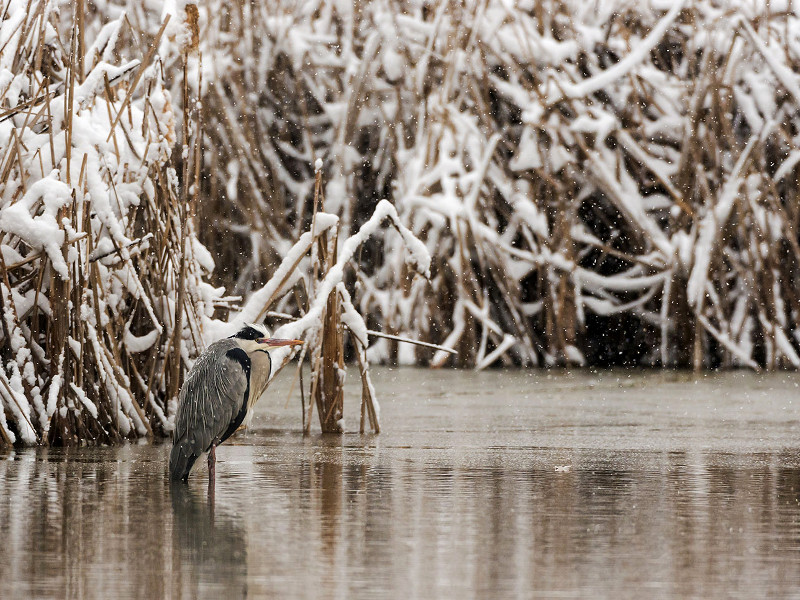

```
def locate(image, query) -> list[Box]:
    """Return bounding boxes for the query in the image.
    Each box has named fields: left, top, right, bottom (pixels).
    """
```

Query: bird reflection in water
left=170, top=482, right=248, bottom=598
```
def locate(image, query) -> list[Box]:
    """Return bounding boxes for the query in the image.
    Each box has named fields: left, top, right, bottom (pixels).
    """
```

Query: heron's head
left=231, top=323, right=304, bottom=354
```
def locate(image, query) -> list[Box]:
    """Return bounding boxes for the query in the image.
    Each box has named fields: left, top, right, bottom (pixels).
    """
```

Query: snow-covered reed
left=0, top=0, right=430, bottom=444
left=170, top=0, right=800, bottom=370
left=0, top=0, right=226, bottom=445
left=5, top=0, right=800, bottom=446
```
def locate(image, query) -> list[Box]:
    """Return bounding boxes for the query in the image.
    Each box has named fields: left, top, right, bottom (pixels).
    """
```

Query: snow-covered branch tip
left=258, top=199, right=432, bottom=373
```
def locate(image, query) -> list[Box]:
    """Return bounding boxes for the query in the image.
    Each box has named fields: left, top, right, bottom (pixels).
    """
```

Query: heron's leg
left=208, top=443, right=217, bottom=482
left=207, top=443, right=217, bottom=505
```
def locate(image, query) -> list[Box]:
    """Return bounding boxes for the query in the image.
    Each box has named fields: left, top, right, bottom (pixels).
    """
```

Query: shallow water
left=2, top=368, right=800, bottom=599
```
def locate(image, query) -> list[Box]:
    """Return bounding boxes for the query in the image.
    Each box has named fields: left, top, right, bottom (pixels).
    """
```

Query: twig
left=105, top=16, right=170, bottom=142
left=267, top=310, right=459, bottom=355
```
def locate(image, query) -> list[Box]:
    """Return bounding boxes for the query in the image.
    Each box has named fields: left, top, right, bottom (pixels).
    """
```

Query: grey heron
left=169, top=324, right=303, bottom=482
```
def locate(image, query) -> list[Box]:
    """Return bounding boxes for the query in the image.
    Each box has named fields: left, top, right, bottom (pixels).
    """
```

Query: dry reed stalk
left=314, top=247, right=345, bottom=433
left=308, top=161, right=345, bottom=434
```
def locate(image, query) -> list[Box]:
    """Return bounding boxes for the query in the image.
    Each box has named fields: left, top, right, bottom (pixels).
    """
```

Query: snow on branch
left=545, top=0, right=686, bottom=103
left=262, top=199, right=431, bottom=373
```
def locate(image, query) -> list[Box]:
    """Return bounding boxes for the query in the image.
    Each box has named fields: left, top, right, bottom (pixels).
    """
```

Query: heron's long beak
left=259, top=338, right=304, bottom=347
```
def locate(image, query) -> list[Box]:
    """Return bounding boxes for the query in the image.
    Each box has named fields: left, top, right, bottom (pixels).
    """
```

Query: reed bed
left=152, top=0, right=800, bottom=370
left=0, top=0, right=414, bottom=445
left=0, top=0, right=225, bottom=445
left=4, top=0, right=800, bottom=445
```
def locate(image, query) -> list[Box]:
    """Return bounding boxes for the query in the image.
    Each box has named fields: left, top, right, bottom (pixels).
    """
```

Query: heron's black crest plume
left=231, top=324, right=268, bottom=341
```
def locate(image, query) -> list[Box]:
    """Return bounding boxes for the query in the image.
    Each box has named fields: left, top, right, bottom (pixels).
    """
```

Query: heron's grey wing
left=169, top=341, right=249, bottom=480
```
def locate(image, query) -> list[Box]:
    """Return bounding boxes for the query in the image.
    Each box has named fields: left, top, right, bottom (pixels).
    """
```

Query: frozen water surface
left=2, top=368, right=800, bottom=599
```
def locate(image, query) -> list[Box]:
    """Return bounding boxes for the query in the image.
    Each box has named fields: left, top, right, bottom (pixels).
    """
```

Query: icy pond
left=2, top=368, right=800, bottom=599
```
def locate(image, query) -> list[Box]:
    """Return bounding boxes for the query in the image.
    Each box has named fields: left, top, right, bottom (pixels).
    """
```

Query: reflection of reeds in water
left=4, top=442, right=800, bottom=597
left=0, top=446, right=249, bottom=598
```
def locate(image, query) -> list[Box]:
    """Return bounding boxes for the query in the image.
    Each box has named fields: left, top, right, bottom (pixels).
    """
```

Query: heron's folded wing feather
left=173, top=340, right=249, bottom=455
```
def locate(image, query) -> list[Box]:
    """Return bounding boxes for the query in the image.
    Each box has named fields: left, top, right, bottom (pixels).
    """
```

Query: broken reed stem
left=303, top=165, right=326, bottom=435
left=318, top=270, right=344, bottom=432
left=353, top=336, right=379, bottom=434
left=305, top=348, right=319, bottom=434
left=299, top=357, right=306, bottom=430
left=313, top=208, right=345, bottom=433
left=364, top=330, right=457, bottom=356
